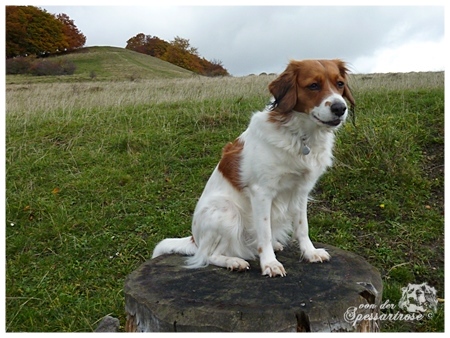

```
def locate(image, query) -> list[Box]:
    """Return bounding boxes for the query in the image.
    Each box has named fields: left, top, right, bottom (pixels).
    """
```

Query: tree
left=126, top=33, right=169, bottom=57
left=146, top=36, right=169, bottom=58
left=6, top=6, right=85, bottom=58
left=125, top=33, right=229, bottom=77
left=201, top=59, right=229, bottom=77
left=171, top=36, right=198, bottom=56
left=162, top=37, right=202, bottom=73
left=5, top=6, right=27, bottom=57
left=126, top=33, right=148, bottom=54
left=56, top=13, right=86, bottom=51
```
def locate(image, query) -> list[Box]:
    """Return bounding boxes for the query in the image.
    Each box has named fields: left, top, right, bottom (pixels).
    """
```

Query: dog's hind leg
left=189, top=196, right=253, bottom=270
left=208, top=254, right=250, bottom=271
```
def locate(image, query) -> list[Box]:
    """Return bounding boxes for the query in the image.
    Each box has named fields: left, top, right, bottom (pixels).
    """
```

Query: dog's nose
left=331, top=101, right=347, bottom=117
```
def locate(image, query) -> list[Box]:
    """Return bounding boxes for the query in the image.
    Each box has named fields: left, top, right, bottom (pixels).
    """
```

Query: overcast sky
left=26, top=4, right=447, bottom=76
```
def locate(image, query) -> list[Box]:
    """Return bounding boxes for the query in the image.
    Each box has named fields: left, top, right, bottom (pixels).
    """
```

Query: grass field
left=5, top=59, right=444, bottom=331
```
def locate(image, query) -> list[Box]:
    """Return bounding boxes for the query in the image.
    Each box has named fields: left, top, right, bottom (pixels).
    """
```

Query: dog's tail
left=151, top=236, right=197, bottom=259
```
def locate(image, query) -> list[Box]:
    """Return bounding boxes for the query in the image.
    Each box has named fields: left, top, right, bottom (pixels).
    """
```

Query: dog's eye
left=308, top=83, right=320, bottom=91
left=337, top=81, right=345, bottom=89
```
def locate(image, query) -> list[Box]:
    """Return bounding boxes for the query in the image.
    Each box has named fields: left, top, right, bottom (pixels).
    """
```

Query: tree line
left=126, top=34, right=229, bottom=77
left=6, top=6, right=86, bottom=58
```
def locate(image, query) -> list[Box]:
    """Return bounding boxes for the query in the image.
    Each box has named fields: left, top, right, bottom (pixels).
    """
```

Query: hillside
left=6, top=46, right=195, bottom=84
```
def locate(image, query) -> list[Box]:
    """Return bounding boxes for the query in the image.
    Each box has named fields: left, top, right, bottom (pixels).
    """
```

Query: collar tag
left=302, top=145, right=311, bottom=155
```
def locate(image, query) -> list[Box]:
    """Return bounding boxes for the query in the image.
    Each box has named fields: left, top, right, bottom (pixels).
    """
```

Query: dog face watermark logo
left=343, top=282, right=438, bottom=328
left=398, top=282, right=438, bottom=314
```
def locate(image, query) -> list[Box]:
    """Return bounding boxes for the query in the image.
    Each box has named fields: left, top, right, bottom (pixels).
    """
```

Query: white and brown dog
left=152, top=59, right=355, bottom=277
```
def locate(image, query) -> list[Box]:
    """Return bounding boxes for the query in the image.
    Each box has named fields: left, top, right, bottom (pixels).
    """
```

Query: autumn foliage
left=6, top=6, right=86, bottom=58
left=126, top=33, right=229, bottom=77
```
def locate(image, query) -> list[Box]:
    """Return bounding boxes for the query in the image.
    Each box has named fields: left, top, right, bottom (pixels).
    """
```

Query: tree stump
left=124, top=242, right=383, bottom=332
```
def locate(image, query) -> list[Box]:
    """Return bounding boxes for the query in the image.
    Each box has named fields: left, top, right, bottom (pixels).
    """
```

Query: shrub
left=6, top=57, right=33, bottom=74
left=28, top=59, right=77, bottom=76
left=59, top=60, right=77, bottom=75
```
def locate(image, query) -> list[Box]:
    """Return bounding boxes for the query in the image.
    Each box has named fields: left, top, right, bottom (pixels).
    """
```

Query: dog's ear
left=334, top=59, right=355, bottom=108
left=343, top=83, right=355, bottom=108
left=268, top=65, right=298, bottom=114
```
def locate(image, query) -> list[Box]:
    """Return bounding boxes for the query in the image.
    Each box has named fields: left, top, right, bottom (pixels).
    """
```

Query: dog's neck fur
left=269, top=110, right=337, bottom=156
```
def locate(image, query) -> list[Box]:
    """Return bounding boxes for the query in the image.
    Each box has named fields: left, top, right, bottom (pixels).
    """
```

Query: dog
left=152, top=59, right=355, bottom=277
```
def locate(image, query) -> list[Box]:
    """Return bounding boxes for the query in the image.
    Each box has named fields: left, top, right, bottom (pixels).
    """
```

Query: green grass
left=5, top=70, right=444, bottom=332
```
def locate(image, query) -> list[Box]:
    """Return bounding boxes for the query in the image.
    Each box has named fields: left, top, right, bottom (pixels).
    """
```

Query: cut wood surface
left=125, top=242, right=383, bottom=332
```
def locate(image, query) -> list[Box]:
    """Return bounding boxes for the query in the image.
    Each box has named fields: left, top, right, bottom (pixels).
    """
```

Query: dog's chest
left=276, top=148, right=329, bottom=183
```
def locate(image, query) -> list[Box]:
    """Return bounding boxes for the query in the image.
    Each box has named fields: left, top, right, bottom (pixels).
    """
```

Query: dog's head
left=398, top=283, right=438, bottom=313
left=268, top=59, right=355, bottom=128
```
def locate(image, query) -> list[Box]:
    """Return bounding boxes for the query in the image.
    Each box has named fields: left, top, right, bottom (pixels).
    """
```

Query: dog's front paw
left=262, top=260, right=286, bottom=277
left=302, top=248, right=330, bottom=263
left=226, top=257, right=250, bottom=271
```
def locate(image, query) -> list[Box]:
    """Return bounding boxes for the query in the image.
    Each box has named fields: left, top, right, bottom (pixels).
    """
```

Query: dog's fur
left=152, top=59, right=355, bottom=277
